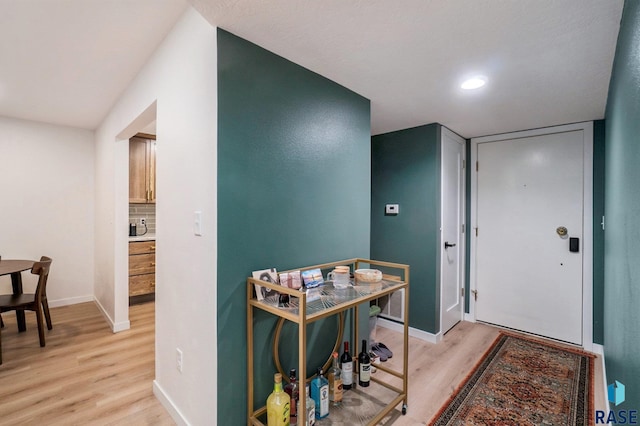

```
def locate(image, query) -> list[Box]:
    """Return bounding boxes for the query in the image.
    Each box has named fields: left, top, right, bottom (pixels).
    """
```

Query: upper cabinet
left=129, top=134, right=156, bottom=203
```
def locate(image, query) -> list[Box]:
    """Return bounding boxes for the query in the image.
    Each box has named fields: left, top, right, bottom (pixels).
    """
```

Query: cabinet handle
left=150, top=246, right=156, bottom=250
left=151, top=262, right=156, bottom=266
left=150, top=190, right=153, bottom=200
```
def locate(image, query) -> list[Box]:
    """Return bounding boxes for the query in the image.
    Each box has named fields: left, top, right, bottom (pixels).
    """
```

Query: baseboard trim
left=48, top=295, right=94, bottom=308
left=464, top=313, right=475, bottom=322
left=377, top=317, right=442, bottom=344
left=93, top=297, right=130, bottom=333
left=592, top=343, right=609, bottom=418
left=153, top=380, right=190, bottom=426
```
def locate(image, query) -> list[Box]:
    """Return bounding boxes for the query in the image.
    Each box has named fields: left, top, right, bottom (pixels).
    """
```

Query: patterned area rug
left=431, top=332, right=594, bottom=426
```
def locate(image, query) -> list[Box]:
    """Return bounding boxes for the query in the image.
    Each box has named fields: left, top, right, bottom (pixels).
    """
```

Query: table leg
left=10, top=272, right=27, bottom=332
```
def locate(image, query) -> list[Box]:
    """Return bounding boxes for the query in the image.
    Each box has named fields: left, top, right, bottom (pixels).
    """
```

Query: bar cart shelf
left=247, top=258, right=410, bottom=425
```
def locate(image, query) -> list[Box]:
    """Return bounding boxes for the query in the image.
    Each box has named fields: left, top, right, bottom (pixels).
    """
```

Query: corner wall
left=604, top=0, right=640, bottom=410
left=371, top=124, right=441, bottom=334
left=94, top=8, right=218, bottom=424
left=0, top=116, right=94, bottom=305
left=217, top=29, right=371, bottom=424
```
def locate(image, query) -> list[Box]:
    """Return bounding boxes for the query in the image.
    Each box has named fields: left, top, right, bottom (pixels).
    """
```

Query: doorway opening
left=128, top=127, right=156, bottom=307
left=116, top=102, right=158, bottom=325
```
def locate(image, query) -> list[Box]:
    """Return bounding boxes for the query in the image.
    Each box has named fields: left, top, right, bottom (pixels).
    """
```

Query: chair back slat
left=31, top=257, right=52, bottom=300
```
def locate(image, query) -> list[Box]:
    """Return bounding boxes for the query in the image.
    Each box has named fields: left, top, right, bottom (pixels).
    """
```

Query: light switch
left=385, top=204, right=399, bottom=215
left=194, top=211, right=202, bottom=236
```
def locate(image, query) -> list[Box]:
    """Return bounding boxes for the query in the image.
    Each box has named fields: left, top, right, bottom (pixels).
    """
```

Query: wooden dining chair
left=0, top=256, right=53, bottom=354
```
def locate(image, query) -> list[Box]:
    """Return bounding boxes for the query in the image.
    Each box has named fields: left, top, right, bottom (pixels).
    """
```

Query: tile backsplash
left=129, top=204, right=156, bottom=235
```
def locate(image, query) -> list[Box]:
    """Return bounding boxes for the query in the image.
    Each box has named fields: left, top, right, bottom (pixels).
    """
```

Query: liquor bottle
left=304, top=385, right=315, bottom=426
left=328, top=352, right=343, bottom=406
left=284, top=369, right=299, bottom=425
left=358, top=339, right=371, bottom=387
left=340, top=341, right=353, bottom=390
left=310, top=367, right=329, bottom=419
left=267, top=373, right=291, bottom=426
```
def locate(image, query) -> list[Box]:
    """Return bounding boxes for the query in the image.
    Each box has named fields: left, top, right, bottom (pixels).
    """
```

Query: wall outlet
left=139, top=217, right=146, bottom=226
left=176, top=348, right=183, bottom=373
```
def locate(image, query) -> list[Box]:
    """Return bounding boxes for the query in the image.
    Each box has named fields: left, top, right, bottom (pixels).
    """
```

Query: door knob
left=444, top=241, right=456, bottom=249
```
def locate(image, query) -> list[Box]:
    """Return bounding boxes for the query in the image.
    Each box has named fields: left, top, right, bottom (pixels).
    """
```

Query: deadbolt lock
left=556, top=226, right=568, bottom=236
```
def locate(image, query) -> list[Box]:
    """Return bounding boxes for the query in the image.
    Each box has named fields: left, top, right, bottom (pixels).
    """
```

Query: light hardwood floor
left=0, top=303, right=605, bottom=425
left=0, top=302, right=173, bottom=425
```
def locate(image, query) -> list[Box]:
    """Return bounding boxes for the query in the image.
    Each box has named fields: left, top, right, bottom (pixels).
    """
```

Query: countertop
left=129, top=233, right=156, bottom=242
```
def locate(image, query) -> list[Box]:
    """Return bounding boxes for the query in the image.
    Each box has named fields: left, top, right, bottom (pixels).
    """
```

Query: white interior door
left=475, top=130, right=584, bottom=344
left=440, top=128, right=465, bottom=334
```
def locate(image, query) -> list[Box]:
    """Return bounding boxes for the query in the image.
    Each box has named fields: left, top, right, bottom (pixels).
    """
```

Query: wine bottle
left=267, top=373, right=291, bottom=426
left=328, top=352, right=343, bottom=406
left=358, top=339, right=371, bottom=387
left=340, top=341, right=353, bottom=390
left=284, top=369, right=299, bottom=425
left=310, top=367, right=329, bottom=419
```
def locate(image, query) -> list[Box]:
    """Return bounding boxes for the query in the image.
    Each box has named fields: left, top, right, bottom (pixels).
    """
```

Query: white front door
left=440, top=128, right=465, bottom=334
left=475, top=129, right=585, bottom=344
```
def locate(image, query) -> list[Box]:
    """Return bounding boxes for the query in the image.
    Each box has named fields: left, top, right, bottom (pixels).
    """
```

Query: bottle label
left=319, top=384, right=329, bottom=416
left=333, top=379, right=343, bottom=402
left=308, top=406, right=315, bottom=426
left=283, top=401, right=290, bottom=425
left=290, top=394, right=297, bottom=419
left=342, top=362, right=353, bottom=386
left=360, top=363, right=371, bottom=382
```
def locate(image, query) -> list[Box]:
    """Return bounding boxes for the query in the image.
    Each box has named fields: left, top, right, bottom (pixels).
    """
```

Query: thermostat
left=385, top=204, right=399, bottom=215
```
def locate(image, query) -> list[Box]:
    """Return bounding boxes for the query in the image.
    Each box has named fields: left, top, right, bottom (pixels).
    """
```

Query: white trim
left=377, top=317, right=443, bottom=344
left=93, top=298, right=130, bottom=333
left=592, top=344, right=610, bottom=418
left=440, top=126, right=467, bottom=336
left=470, top=121, right=594, bottom=350
left=154, top=381, right=190, bottom=426
left=48, top=295, right=94, bottom=308
left=464, top=313, right=476, bottom=322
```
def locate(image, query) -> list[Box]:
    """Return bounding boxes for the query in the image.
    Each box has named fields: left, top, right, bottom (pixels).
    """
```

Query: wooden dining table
left=0, top=259, right=35, bottom=332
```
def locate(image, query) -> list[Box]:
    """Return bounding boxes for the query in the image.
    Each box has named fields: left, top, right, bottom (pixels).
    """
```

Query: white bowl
left=354, top=269, right=382, bottom=283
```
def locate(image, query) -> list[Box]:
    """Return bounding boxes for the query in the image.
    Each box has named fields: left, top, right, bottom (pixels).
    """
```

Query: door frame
left=469, top=122, right=593, bottom=350
left=440, top=127, right=466, bottom=334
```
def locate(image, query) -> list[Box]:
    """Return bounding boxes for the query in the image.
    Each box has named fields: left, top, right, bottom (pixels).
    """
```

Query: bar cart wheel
left=402, top=404, right=408, bottom=415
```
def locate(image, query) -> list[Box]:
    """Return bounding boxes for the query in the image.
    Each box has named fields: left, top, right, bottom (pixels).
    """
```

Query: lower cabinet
left=129, top=240, right=155, bottom=298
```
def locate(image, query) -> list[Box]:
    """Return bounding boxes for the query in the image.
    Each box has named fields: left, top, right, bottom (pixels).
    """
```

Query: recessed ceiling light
left=461, top=77, right=486, bottom=90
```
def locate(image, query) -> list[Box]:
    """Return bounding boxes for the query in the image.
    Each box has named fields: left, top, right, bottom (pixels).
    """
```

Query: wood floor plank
left=0, top=301, right=173, bottom=425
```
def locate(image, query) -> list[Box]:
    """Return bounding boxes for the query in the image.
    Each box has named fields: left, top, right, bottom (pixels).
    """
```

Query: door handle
left=444, top=241, right=456, bottom=249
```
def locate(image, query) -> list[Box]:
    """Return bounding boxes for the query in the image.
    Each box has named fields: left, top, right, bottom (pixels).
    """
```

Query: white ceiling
left=0, top=1, right=623, bottom=138
left=0, top=0, right=187, bottom=130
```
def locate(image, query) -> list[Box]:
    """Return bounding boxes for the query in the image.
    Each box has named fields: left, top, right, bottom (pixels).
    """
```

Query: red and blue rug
left=431, top=332, right=594, bottom=425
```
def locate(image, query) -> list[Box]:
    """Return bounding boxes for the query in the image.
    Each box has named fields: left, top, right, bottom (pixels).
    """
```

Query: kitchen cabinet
left=129, top=240, right=155, bottom=299
left=129, top=134, right=156, bottom=203
left=247, top=258, right=410, bottom=425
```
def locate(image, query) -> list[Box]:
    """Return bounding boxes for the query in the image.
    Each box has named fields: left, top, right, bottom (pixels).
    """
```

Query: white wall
left=94, top=8, right=217, bottom=425
left=0, top=116, right=94, bottom=306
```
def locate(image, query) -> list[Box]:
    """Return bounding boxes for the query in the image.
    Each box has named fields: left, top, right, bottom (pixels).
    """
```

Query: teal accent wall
left=217, top=29, right=371, bottom=424
left=371, top=124, right=441, bottom=333
left=593, top=119, right=605, bottom=345
left=604, top=0, right=640, bottom=410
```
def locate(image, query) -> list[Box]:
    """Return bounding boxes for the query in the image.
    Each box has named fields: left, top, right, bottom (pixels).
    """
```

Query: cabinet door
left=129, top=253, right=155, bottom=275
left=129, top=137, right=149, bottom=203
left=129, top=240, right=156, bottom=255
left=147, top=140, right=156, bottom=203
left=129, top=273, right=155, bottom=296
